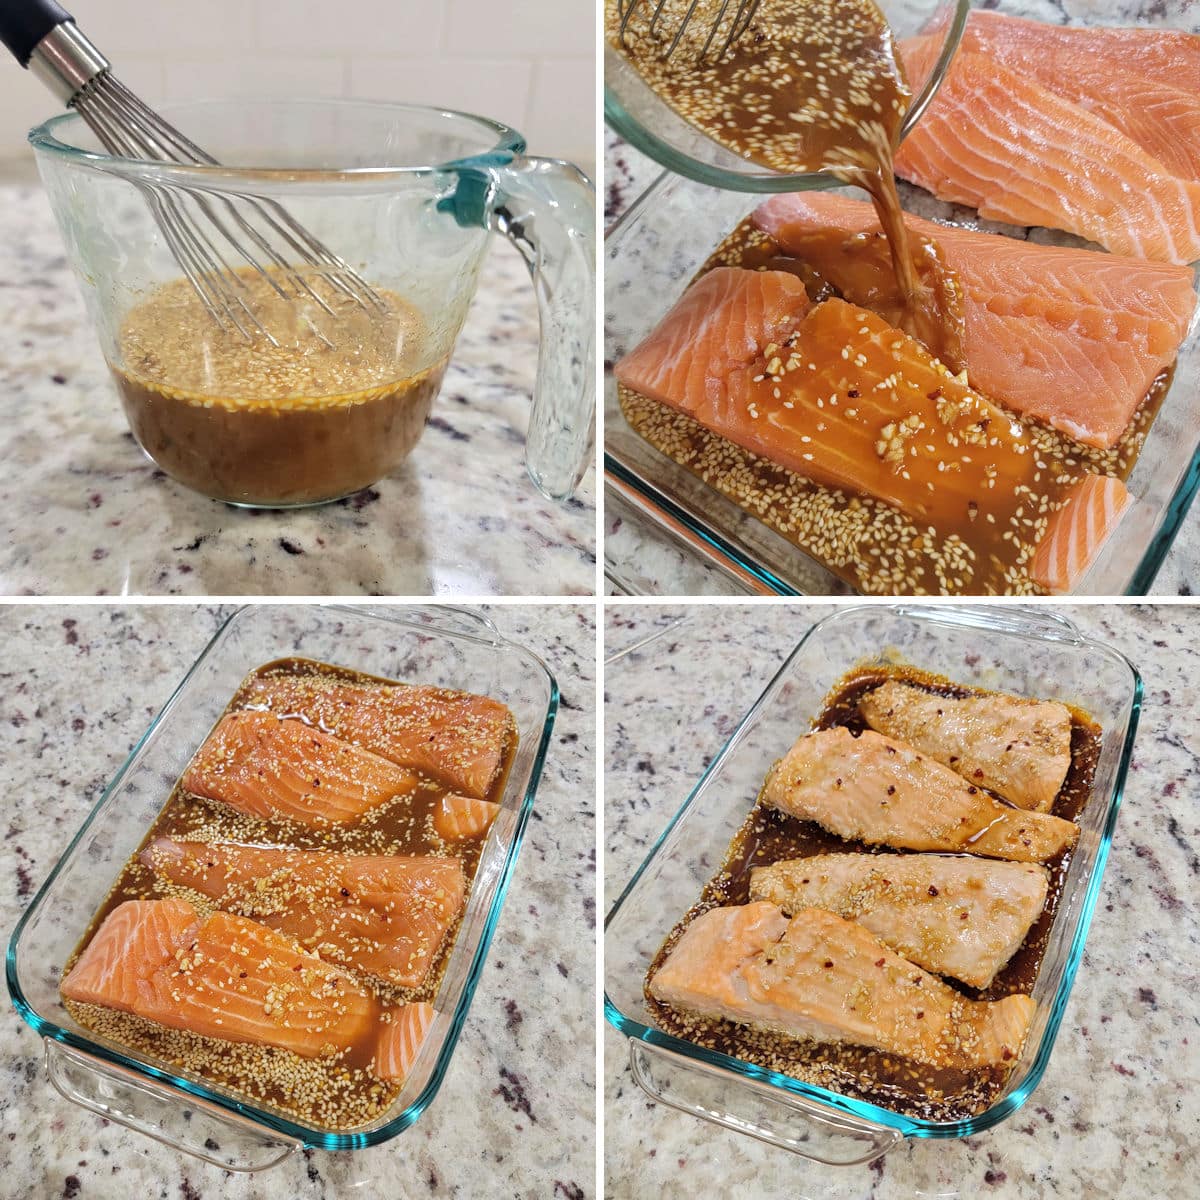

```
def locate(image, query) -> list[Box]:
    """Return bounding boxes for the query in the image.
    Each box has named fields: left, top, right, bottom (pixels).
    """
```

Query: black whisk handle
left=0, top=0, right=75, bottom=67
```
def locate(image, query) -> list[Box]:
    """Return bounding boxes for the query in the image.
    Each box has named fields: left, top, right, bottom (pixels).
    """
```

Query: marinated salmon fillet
left=762, top=727, right=1078, bottom=862
left=894, top=44, right=1200, bottom=264
left=617, top=267, right=1129, bottom=591
left=434, top=795, right=500, bottom=841
left=141, top=839, right=466, bottom=989
left=240, top=673, right=515, bottom=800
left=858, top=680, right=1072, bottom=811
left=942, top=13, right=1200, bottom=180
left=754, top=191, right=1197, bottom=449
left=649, top=902, right=1035, bottom=1069
left=182, top=710, right=421, bottom=827
left=1030, top=475, right=1132, bottom=595
left=61, top=899, right=377, bottom=1059
left=374, top=1002, right=437, bottom=1082
left=749, top=854, right=1049, bottom=988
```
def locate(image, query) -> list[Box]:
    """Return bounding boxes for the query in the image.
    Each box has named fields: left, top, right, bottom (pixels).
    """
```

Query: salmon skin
left=754, top=191, right=1197, bottom=450
left=182, top=710, right=422, bottom=828
left=61, top=898, right=377, bottom=1059
left=858, top=679, right=1072, bottom=811
left=374, top=1002, right=437, bottom=1082
left=762, top=726, right=1079, bottom=862
left=894, top=42, right=1200, bottom=264
left=649, top=902, right=1035, bottom=1070
left=749, top=854, right=1049, bottom=989
left=945, top=12, right=1200, bottom=180
left=1030, top=475, right=1132, bottom=595
left=616, top=266, right=1130, bottom=593
left=141, top=839, right=466, bottom=989
left=240, top=672, right=515, bottom=800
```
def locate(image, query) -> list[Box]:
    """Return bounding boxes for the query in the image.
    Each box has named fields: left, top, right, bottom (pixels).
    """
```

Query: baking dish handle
left=629, top=1040, right=902, bottom=1166
left=44, top=1039, right=300, bottom=1172
left=894, top=604, right=1083, bottom=643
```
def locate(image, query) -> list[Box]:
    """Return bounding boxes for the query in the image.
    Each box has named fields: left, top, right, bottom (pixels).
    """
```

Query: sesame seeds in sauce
left=619, top=220, right=1171, bottom=594
left=610, top=0, right=965, bottom=366
left=643, top=663, right=1101, bottom=1121
left=62, top=658, right=517, bottom=1133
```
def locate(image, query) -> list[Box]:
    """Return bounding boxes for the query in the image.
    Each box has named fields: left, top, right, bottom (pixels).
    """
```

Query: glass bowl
left=603, top=0, right=969, bottom=191
left=605, top=604, right=1141, bottom=1163
left=6, top=604, right=557, bottom=1170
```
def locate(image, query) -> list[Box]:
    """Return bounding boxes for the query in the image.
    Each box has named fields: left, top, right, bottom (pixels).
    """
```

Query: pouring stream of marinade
left=611, top=0, right=965, bottom=371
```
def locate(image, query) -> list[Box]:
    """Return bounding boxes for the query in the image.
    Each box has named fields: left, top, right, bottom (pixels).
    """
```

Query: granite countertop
left=603, top=604, right=1199, bottom=1199
left=0, top=604, right=595, bottom=1199
left=0, top=186, right=595, bottom=597
left=602, top=131, right=1200, bottom=597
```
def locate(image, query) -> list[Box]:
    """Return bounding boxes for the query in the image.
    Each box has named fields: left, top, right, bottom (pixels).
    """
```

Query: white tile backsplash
left=0, top=0, right=594, bottom=171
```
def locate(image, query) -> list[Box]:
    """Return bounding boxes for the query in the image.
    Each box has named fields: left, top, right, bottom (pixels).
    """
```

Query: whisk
left=0, top=0, right=385, bottom=345
left=616, top=0, right=762, bottom=62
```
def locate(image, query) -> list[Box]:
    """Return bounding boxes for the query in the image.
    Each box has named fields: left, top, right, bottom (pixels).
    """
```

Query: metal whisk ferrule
left=21, top=17, right=386, bottom=346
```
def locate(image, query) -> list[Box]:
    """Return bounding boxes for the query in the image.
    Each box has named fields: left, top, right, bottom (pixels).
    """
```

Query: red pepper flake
left=928, top=885, right=939, bottom=896
left=887, top=785, right=896, bottom=795
left=874, top=958, right=885, bottom=968
left=823, top=960, right=834, bottom=969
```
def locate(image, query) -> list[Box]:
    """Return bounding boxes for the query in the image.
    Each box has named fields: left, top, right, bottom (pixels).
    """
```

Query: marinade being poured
left=609, top=0, right=965, bottom=368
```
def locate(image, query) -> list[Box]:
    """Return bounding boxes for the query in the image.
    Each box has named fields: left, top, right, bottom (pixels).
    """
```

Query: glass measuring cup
left=604, top=0, right=969, bottom=191
left=29, top=99, right=594, bottom=507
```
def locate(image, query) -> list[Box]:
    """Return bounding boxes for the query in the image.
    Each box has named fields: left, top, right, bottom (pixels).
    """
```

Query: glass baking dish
left=6, top=604, right=557, bottom=1171
left=604, top=604, right=1141, bottom=1164
left=604, top=165, right=1200, bottom=595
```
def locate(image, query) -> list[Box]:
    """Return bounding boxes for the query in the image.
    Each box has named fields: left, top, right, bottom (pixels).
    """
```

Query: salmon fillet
left=434, top=795, right=500, bottom=841
left=182, top=710, right=421, bottom=827
left=617, top=267, right=1130, bottom=591
left=1030, top=475, right=1132, bottom=595
left=858, top=680, right=1072, bottom=811
left=61, top=899, right=377, bottom=1059
left=762, top=727, right=1079, bottom=862
left=374, top=1002, right=437, bottom=1082
left=240, top=674, right=515, bottom=800
left=649, top=902, right=1035, bottom=1069
left=944, top=13, right=1200, bottom=180
left=141, top=839, right=466, bottom=989
left=754, top=191, right=1197, bottom=449
left=894, top=45, right=1200, bottom=264
left=749, top=854, right=1049, bottom=989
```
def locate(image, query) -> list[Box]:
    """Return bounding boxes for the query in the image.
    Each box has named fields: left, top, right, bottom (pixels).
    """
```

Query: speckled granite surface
left=0, top=186, right=595, bottom=597
left=0, top=604, right=595, bottom=1199
left=603, top=603, right=1199, bottom=1199
left=602, top=125, right=1200, bottom=597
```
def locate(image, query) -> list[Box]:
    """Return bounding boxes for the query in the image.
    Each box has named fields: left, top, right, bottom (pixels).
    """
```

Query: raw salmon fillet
left=944, top=13, right=1200, bottom=180
left=858, top=679, right=1072, bottom=811
left=61, top=899, right=377, bottom=1059
left=617, top=267, right=1132, bottom=590
left=434, top=795, right=500, bottom=841
left=1030, top=475, right=1132, bottom=595
left=240, top=673, right=515, bottom=800
left=762, top=727, right=1079, bottom=862
left=182, top=710, right=421, bottom=827
left=749, top=853, right=1049, bottom=988
left=141, top=839, right=466, bottom=988
left=649, top=902, right=1035, bottom=1069
left=374, top=1002, right=437, bottom=1082
left=894, top=44, right=1200, bottom=264
left=754, top=191, right=1197, bottom=449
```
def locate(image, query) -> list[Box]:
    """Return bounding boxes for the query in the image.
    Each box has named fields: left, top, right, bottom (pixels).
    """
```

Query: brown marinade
left=62, top=657, right=515, bottom=1133
left=644, top=663, right=1100, bottom=1122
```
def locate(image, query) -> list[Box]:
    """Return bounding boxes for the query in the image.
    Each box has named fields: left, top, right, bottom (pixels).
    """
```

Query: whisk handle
left=0, top=0, right=75, bottom=66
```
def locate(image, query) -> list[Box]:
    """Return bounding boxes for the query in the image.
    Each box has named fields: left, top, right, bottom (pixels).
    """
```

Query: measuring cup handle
left=489, top=158, right=596, bottom=502
left=629, top=1039, right=902, bottom=1166
left=44, top=1039, right=300, bottom=1172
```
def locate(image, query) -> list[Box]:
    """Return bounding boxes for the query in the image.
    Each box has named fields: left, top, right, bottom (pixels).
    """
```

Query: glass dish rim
left=6, top=602, right=560, bottom=1151
left=603, top=602, right=1143, bottom=1140
left=28, top=97, right=528, bottom=186
left=602, top=169, right=1200, bottom=596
